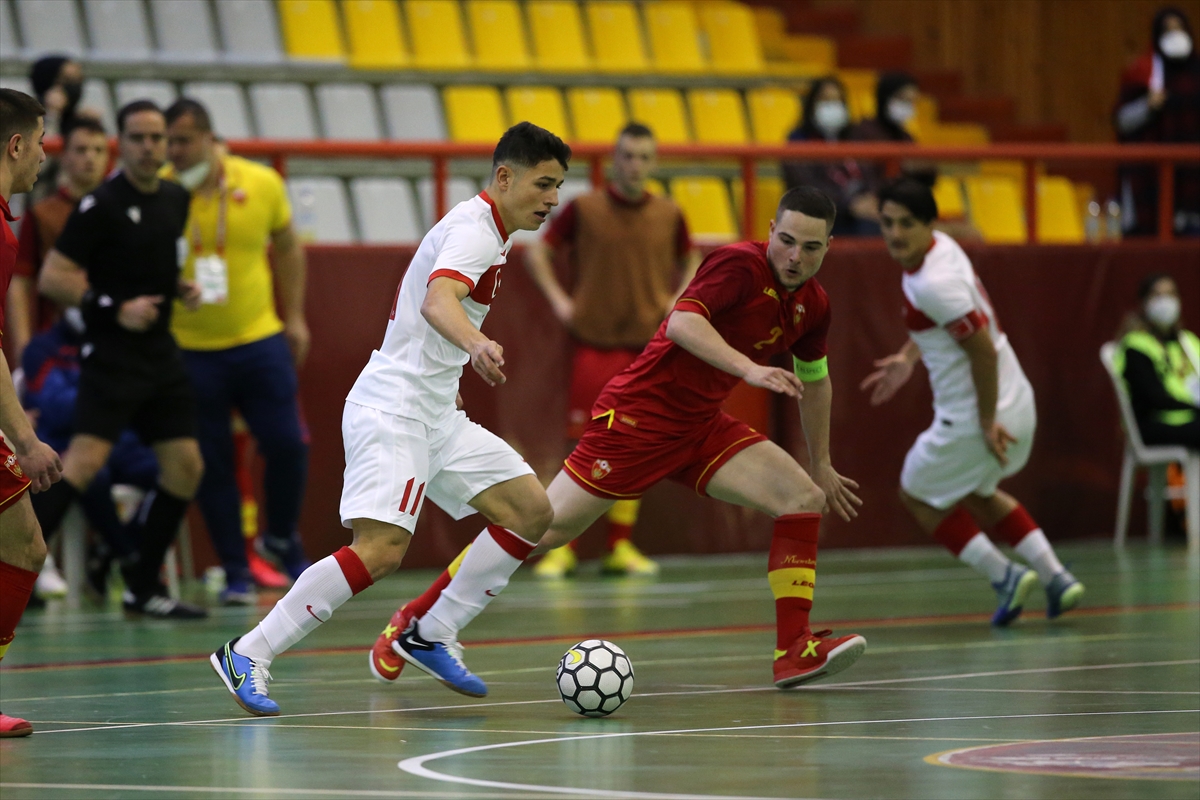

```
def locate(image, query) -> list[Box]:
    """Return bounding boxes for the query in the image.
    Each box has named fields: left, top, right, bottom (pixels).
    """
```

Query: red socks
left=332, top=546, right=374, bottom=595
left=0, top=560, right=39, bottom=660
left=932, top=507, right=980, bottom=556
left=993, top=504, right=1038, bottom=547
left=768, top=513, right=820, bottom=652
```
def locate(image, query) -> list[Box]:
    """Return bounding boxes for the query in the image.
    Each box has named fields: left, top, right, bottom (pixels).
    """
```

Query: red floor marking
left=929, top=732, right=1200, bottom=780
left=4, top=601, right=1196, bottom=673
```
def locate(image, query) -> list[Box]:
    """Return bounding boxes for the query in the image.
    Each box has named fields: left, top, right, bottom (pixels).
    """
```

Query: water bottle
left=1105, top=200, right=1123, bottom=241
left=1085, top=201, right=1102, bottom=242
left=294, top=185, right=318, bottom=243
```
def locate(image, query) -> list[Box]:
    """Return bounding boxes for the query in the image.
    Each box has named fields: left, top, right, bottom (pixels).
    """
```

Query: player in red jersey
left=0, top=88, right=66, bottom=738
left=371, top=187, right=866, bottom=691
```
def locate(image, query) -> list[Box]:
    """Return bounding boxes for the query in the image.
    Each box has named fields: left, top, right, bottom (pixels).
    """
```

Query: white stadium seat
left=315, top=84, right=382, bottom=141
left=288, top=177, right=355, bottom=243
left=351, top=178, right=423, bottom=243
left=152, top=0, right=220, bottom=61
left=84, top=0, right=153, bottom=60
left=181, top=82, right=253, bottom=139
left=416, top=177, right=479, bottom=232
left=1, top=0, right=19, bottom=56
left=380, top=85, right=447, bottom=141
left=249, top=83, right=317, bottom=139
left=115, top=80, right=178, bottom=111
left=0, top=75, right=33, bottom=96
left=215, top=0, right=283, bottom=62
left=81, top=79, right=116, bottom=132
left=14, top=0, right=86, bottom=57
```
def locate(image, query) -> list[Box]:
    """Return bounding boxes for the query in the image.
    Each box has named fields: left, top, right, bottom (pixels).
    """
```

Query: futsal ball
left=556, top=639, right=634, bottom=717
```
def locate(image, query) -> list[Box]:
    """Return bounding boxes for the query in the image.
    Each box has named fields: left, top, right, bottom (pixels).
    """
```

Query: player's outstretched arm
left=0, top=354, right=61, bottom=492
left=422, top=277, right=507, bottom=387
left=859, top=339, right=920, bottom=406
left=798, top=375, right=861, bottom=521
left=958, top=327, right=1015, bottom=465
left=38, top=249, right=89, bottom=307
left=524, top=239, right=573, bottom=326
left=666, top=310, right=802, bottom=397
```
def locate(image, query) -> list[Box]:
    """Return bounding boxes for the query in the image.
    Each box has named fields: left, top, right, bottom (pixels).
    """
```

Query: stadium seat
left=732, top=174, right=786, bottom=240
left=343, top=0, right=409, bottom=69
left=781, top=35, right=838, bottom=73
left=688, top=89, right=749, bottom=144
left=316, top=84, right=383, bottom=140
left=277, top=0, right=344, bottom=60
left=115, top=80, right=178, bottom=110
left=0, top=1, right=17, bottom=56
left=380, top=84, right=446, bottom=140
left=697, top=2, right=765, bottom=75
left=151, top=0, right=219, bottom=61
left=746, top=87, right=801, bottom=143
left=566, top=87, right=628, bottom=144
left=932, top=175, right=966, bottom=220
left=626, top=89, right=690, bottom=144
left=465, top=1, right=532, bottom=71
left=527, top=0, right=591, bottom=72
left=586, top=1, right=649, bottom=73
left=416, top=176, right=479, bottom=230
left=249, top=83, right=318, bottom=138
left=351, top=178, right=423, bottom=243
left=288, top=177, right=355, bottom=242
left=407, top=0, right=471, bottom=69
left=505, top=87, right=571, bottom=140
left=918, top=122, right=990, bottom=145
left=1036, top=176, right=1085, bottom=243
left=443, top=86, right=506, bottom=142
left=643, top=1, right=706, bottom=74
left=182, top=82, right=254, bottom=139
left=0, top=76, right=33, bottom=96
left=751, top=6, right=788, bottom=62
left=671, top=177, right=738, bottom=241
left=964, top=175, right=1027, bottom=244
left=215, top=0, right=284, bottom=62
left=840, top=69, right=877, bottom=122
left=81, top=79, right=116, bottom=132
left=15, top=0, right=86, bottom=57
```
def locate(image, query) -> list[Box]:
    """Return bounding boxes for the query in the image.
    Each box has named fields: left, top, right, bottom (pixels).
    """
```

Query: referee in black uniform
left=36, top=100, right=207, bottom=618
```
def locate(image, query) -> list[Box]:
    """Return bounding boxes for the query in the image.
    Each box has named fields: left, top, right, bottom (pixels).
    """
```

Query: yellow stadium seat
left=1037, top=176, right=1085, bottom=243
left=505, top=87, right=571, bottom=140
left=752, top=6, right=789, bottom=62
left=746, top=86, right=801, bottom=143
left=932, top=176, right=966, bottom=220
left=979, top=159, right=1026, bottom=183
left=566, top=87, right=627, bottom=143
left=627, top=89, right=690, bottom=144
left=781, top=35, right=837, bottom=72
left=697, top=2, right=765, bottom=75
left=527, top=0, right=591, bottom=72
left=839, top=69, right=877, bottom=121
left=671, top=177, right=738, bottom=241
left=466, top=1, right=532, bottom=71
left=645, top=178, right=666, bottom=197
left=918, top=122, right=990, bottom=145
left=732, top=175, right=785, bottom=240
left=964, top=176, right=1027, bottom=244
left=343, top=0, right=407, bottom=69
left=688, top=89, right=749, bottom=144
left=443, top=86, right=506, bottom=142
left=407, top=0, right=471, bottom=69
left=277, top=0, right=344, bottom=60
left=586, top=1, right=649, bottom=73
left=644, top=1, right=707, bottom=74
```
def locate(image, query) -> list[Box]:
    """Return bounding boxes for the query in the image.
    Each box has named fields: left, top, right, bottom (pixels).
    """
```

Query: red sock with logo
left=768, top=513, right=821, bottom=652
left=0, top=560, right=39, bottom=662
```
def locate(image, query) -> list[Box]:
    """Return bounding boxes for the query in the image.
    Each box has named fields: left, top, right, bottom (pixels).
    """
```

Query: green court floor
left=1, top=542, right=1198, bottom=799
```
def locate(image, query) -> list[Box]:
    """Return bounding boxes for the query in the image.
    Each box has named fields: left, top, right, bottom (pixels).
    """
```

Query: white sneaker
left=36, top=554, right=69, bottom=598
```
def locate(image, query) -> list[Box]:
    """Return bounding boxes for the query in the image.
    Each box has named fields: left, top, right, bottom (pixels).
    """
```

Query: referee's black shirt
left=55, top=171, right=190, bottom=359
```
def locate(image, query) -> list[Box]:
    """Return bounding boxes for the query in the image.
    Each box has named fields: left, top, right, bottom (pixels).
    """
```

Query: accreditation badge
left=195, top=254, right=229, bottom=305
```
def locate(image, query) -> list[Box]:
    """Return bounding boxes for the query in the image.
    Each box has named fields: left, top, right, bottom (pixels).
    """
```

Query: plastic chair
left=407, top=0, right=471, bottom=69
left=933, top=176, right=966, bottom=221
left=443, top=86, right=506, bottom=142
left=697, top=1, right=764, bottom=75
left=380, top=84, right=446, bottom=140
left=566, top=87, right=628, bottom=144
left=151, top=0, right=219, bottom=61
left=1099, top=342, right=1199, bottom=551
left=627, top=89, right=690, bottom=144
left=527, top=0, right=591, bottom=72
left=1036, top=176, right=1085, bottom=244
left=746, top=86, right=800, bottom=144
left=465, top=0, right=531, bottom=71
left=15, top=0, right=86, bottom=57
left=80, top=80, right=116, bottom=132
left=277, top=0, right=344, bottom=60
left=964, top=175, right=1026, bottom=244
left=505, top=87, right=571, bottom=140
left=351, top=178, right=423, bottom=243
left=781, top=35, right=837, bottom=72
left=688, top=89, right=749, bottom=144
left=84, top=0, right=152, bottom=59
left=249, top=83, right=318, bottom=139
left=671, top=177, right=737, bottom=242
left=732, top=174, right=785, bottom=240
left=643, top=1, right=706, bottom=74
left=215, top=0, right=284, bottom=62
left=115, top=80, right=178, bottom=110
left=182, top=82, right=253, bottom=139
left=416, top=176, right=479, bottom=230
left=585, top=1, right=648, bottom=73
left=0, top=0, right=18, bottom=54
left=288, top=177, right=356, bottom=242
left=315, top=83, right=383, bottom=140
left=343, top=0, right=409, bottom=69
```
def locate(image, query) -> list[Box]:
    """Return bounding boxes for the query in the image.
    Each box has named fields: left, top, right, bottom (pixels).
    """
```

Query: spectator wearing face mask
left=28, top=56, right=96, bottom=205
left=1114, top=7, right=1200, bottom=236
left=783, top=77, right=878, bottom=236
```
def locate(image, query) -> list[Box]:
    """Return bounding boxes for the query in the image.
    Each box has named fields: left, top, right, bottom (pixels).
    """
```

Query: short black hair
left=1138, top=272, right=1175, bottom=301
left=0, top=88, right=46, bottom=148
left=619, top=122, right=654, bottom=140
left=117, top=99, right=163, bottom=134
left=492, top=121, right=571, bottom=172
left=878, top=177, right=938, bottom=224
left=164, top=98, right=213, bottom=132
left=776, top=185, right=837, bottom=230
left=63, top=116, right=107, bottom=145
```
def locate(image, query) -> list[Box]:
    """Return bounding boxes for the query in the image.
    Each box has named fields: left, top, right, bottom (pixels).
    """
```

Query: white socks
left=1014, top=529, right=1066, bottom=585
left=420, top=526, right=534, bottom=644
left=958, top=532, right=1013, bottom=584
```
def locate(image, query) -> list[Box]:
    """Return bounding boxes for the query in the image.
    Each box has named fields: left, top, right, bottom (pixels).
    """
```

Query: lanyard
left=190, top=164, right=228, bottom=258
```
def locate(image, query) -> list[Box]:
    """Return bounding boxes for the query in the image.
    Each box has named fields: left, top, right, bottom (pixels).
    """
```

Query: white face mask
left=1160, top=30, right=1193, bottom=60
left=1146, top=295, right=1181, bottom=329
left=887, top=98, right=915, bottom=125
left=813, top=100, right=849, bottom=135
left=63, top=306, right=85, bottom=334
left=177, top=159, right=212, bottom=191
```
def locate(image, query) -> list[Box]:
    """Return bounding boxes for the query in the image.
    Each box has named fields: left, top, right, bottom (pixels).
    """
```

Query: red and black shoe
left=368, top=604, right=414, bottom=684
left=773, top=629, right=867, bottom=689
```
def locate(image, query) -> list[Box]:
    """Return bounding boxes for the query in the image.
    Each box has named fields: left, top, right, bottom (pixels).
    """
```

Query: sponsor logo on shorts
left=5, top=454, right=24, bottom=479
left=591, top=459, right=612, bottom=480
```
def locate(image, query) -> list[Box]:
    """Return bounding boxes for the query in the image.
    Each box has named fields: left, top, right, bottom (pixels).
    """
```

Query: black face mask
left=61, top=81, right=83, bottom=108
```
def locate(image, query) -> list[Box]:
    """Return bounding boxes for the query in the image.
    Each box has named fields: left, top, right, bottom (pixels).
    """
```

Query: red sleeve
left=790, top=292, right=831, bottom=362
left=541, top=200, right=578, bottom=249
left=13, top=209, right=39, bottom=278
left=672, top=247, right=756, bottom=320
left=674, top=212, right=692, bottom=260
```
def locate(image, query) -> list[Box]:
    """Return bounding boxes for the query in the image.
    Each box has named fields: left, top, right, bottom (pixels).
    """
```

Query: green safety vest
left=1114, top=328, right=1200, bottom=427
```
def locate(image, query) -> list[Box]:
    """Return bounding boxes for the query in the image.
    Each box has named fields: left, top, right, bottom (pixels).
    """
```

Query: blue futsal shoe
left=1045, top=570, right=1085, bottom=619
left=392, top=618, right=488, bottom=697
left=210, top=638, right=280, bottom=717
left=991, top=563, right=1039, bottom=627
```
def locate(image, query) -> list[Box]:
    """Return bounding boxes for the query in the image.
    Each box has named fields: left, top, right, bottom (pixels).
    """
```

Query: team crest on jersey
left=591, top=459, right=612, bottom=480
left=5, top=454, right=24, bottom=479
left=794, top=304, right=805, bottom=325
left=127, top=206, right=141, bottom=224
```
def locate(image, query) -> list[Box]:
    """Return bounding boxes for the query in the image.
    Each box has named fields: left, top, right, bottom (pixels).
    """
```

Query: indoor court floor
left=1, top=541, right=1197, bottom=799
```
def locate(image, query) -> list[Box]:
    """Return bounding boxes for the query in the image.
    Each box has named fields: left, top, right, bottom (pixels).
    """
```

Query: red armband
left=945, top=310, right=988, bottom=341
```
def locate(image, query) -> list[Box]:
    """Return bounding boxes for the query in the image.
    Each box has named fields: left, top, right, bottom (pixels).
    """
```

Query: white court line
left=0, top=783, right=570, bottom=799
left=397, top=709, right=1200, bottom=800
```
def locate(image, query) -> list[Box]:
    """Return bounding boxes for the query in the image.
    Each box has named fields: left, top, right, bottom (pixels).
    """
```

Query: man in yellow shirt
left=165, top=99, right=310, bottom=604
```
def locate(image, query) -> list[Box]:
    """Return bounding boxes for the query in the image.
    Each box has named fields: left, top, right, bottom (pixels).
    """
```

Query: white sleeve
left=911, top=272, right=975, bottom=327
left=427, top=222, right=501, bottom=292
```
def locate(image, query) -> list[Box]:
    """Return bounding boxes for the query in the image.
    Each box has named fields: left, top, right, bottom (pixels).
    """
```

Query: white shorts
left=900, top=388, right=1037, bottom=511
left=339, top=401, right=535, bottom=530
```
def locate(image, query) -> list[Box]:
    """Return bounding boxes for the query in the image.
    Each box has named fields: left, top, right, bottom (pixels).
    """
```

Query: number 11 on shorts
left=399, top=478, right=426, bottom=516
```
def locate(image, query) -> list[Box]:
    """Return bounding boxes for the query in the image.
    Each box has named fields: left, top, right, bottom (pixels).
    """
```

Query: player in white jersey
left=210, top=123, right=571, bottom=716
left=861, top=178, right=1083, bottom=627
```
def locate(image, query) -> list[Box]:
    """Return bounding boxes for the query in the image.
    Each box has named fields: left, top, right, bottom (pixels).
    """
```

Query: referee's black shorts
left=74, top=346, right=197, bottom=444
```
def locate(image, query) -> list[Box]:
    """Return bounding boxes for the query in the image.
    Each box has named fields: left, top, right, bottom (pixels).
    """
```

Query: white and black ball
left=556, top=639, right=634, bottom=717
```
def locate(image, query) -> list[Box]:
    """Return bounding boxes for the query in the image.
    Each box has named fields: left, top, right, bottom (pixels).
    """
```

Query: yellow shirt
left=168, top=155, right=291, bottom=351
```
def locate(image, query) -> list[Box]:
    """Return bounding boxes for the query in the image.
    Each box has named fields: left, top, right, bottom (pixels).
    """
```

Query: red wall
left=187, top=240, right=1200, bottom=570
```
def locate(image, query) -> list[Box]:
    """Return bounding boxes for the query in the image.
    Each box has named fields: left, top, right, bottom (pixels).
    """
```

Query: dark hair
left=164, top=98, right=213, bottom=132
left=63, top=116, right=107, bottom=144
left=619, top=122, right=654, bottom=140
left=1137, top=272, right=1176, bottom=301
left=796, top=76, right=848, bottom=140
left=29, top=55, right=70, bottom=101
left=878, top=177, right=938, bottom=224
left=117, top=99, right=163, bottom=134
left=776, top=185, right=837, bottom=229
left=0, top=88, right=46, bottom=148
left=492, top=121, right=571, bottom=172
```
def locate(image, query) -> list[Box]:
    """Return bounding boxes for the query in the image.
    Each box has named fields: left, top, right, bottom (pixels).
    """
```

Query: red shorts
left=564, top=410, right=767, bottom=499
left=567, top=344, right=642, bottom=439
left=0, top=440, right=32, bottom=514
